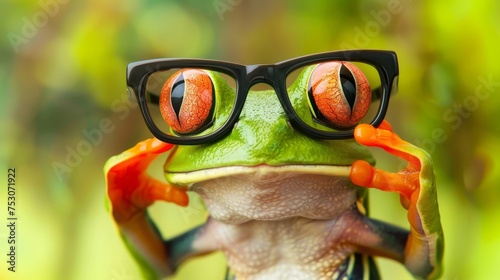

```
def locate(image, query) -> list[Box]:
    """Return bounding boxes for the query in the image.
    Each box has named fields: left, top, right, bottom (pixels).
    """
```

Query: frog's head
left=158, top=63, right=378, bottom=222
left=163, top=63, right=376, bottom=177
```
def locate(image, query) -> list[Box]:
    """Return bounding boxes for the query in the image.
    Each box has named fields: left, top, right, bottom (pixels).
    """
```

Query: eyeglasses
left=127, top=50, right=398, bottom=145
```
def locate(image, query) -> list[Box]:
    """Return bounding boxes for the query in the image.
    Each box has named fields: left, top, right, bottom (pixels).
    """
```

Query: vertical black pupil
left=171, top=73, right=185, bottom=118
left=339, top=65, right=356, bottom=110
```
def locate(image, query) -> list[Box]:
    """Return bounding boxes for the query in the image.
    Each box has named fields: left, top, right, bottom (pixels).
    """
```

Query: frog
left=105, top=56, right=444, bottom=280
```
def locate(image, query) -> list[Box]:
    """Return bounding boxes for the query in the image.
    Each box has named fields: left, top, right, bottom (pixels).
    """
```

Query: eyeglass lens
left=144, top=60, right=382, bottom=139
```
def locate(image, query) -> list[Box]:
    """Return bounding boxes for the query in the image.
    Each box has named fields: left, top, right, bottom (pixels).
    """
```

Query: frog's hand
left=105, top=138, right=188, bottom=223
left=350, top=121, right=444, bottom=280
left=105, top=138, right=190, bottom=278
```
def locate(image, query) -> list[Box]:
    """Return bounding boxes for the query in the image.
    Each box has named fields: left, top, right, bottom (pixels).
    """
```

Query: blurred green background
left=1, top=0, right=499, bottom=279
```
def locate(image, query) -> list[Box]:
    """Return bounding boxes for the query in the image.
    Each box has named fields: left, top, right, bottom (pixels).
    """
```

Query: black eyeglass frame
left=127, top=50, right=399, bottom=145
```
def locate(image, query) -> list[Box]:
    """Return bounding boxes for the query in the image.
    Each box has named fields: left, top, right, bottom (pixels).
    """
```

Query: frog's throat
left=165, top=165, right=351, bottom=187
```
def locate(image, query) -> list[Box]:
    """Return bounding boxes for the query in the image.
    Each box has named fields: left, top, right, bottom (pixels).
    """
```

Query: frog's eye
left=307, top=62, right=371, bottom=129
left=159, top=69, right=215, bottom=134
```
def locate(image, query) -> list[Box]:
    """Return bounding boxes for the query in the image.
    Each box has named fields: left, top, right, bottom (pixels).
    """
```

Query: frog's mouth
left=165, top=164, right=352, bottom=187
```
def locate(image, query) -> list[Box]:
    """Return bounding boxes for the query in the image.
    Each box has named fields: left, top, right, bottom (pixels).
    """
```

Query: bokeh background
left=1, top=0, right=500, bottom=279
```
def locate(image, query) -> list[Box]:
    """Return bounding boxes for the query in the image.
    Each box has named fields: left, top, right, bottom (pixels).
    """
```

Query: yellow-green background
left=1, top=0, right=499, bottom=279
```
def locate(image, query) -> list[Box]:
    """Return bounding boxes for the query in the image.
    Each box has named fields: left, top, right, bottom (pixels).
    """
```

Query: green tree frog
left=105, top=53, right=444, bottom=280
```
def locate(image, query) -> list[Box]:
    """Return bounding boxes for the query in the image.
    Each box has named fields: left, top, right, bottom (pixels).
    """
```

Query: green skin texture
left=116, top=67, right=443, bottom=279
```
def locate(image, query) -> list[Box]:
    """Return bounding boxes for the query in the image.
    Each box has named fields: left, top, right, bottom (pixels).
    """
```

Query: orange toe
left=354, top=124, right=378, bottom=146
left=378, top=120, right=393, bottom=131
left=350, top=160, right=375, bottom=187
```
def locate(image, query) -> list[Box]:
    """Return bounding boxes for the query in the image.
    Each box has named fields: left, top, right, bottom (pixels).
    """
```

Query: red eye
left=308, top=62, right=371, bottom=129
left=159, top=69, right=215, bottom=134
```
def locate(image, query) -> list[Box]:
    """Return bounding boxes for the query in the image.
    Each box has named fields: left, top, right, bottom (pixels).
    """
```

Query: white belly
left=191, top=172, right=358, bottom=224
